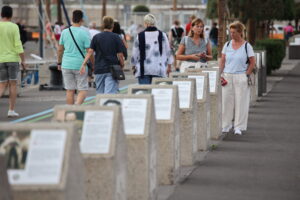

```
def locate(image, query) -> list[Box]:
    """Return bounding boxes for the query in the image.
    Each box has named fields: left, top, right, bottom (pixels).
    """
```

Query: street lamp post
left=102, top=0, right=107, bottom=19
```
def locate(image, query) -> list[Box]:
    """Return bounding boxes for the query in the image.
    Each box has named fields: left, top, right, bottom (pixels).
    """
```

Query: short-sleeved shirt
left=0, top=22, right=24, bottom=63
left=222, top=40, right=255, bottom=74
left=90, top=31, right=124, bottom=74
left=59, top=26, right=91, bottom=70
left=180, top=36, right=208, bottom=63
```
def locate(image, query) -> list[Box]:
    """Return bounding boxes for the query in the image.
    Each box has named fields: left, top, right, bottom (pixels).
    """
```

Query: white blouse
left=131, top=31, right=174, bottom=77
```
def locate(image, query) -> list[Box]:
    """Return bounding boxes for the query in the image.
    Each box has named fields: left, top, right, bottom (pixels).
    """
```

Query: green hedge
left=212, top=46, right=218, bottom=60
left=255, top=39, right=286, bottom=75
left=133, top=5, right=150, bottom=13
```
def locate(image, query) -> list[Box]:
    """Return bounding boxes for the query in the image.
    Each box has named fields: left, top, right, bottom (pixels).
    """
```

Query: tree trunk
left=247, top=18, right=256, bottom=45
left=102, top=0, right=107, bottom=19
left=45, top=0, right=51, bottom=21
left=57, top=0, right=62, bottom=24
left=218, top=0, right=226, bottom=58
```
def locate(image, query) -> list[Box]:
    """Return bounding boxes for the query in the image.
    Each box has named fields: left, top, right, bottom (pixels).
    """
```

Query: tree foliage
left=132, top=5, right=150, bottom=13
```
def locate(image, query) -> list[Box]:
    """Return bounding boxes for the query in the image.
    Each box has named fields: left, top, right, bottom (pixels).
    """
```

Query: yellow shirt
left=0, top=21, right=24, bottom=63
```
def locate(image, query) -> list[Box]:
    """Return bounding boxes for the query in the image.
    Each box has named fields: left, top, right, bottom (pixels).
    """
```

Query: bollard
left=39, top=64, right=64, bottom=90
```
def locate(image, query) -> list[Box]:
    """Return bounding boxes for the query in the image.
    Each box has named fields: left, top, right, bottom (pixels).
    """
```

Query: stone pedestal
left=95, top=94, right=157, bottom=200
left=152, top=78, right=197, bottom=167
left=128, top=85, right=180, bottom=185
left=185, top=68, right=222, bottom=140
left=53, top=106, right=127, bottom=200
left=170, top=72, right=210, bottom=151
left=0, top=154, right=13, bottom=200
left=0, top=123, right=85, bottom=200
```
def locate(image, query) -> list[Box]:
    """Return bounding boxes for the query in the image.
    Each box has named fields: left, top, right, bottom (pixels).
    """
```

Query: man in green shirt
left=0, top=6, right=26, bottom=117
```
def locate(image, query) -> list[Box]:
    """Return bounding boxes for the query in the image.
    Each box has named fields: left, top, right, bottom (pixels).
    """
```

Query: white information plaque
left=151, top=88, right=173, bottom=120
left=188, top=75, right=204, bottom=100
left=202, top=71, right=217, bottom=93
left=8, top=129, right=66, bottom=185
left=173, top=81, right=191, bottom=109
left=99, top=98, right=147, bottom=135
left=80, top=110, right=113, bottom=154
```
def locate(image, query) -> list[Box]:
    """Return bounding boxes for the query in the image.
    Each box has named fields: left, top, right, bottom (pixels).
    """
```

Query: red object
left=221, top=77, right=227, bottom=86
left=185, top=22, right=192, bottom=35
left=54, top=34, right=61, bottom=41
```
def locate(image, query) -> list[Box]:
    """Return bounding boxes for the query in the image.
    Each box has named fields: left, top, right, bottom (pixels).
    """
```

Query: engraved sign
left=151, top=89, right=173, bottom=120
left=173, top=81, right=192, bottom=109
left=202, top=71, right=217, bottom=93
left=80, top=110, right=113, bottom=154
left=100, top=98, right=147, bottom=135
left=188, top=75, right=205, bottom=100
left=4, top=129, right=66, bottom=185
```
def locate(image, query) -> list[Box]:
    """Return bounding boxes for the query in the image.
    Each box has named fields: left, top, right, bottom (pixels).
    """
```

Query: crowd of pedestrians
left=0, top=5, right=258, bottom=136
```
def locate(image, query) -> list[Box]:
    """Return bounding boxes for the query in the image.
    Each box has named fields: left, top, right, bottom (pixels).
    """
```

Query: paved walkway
left=168, top=63, right=300, bottom=200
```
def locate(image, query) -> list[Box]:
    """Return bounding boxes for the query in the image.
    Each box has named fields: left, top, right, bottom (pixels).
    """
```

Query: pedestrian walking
left=209, top=22, right=218, bottom=47
left=113, top=21, right=128, bottom=60
left=131, top=14, right=173, bottom=84
left=219, top=21, right=256, bottom=135
left=169, top=20, right=185, bottom=71
left=81, top=16, right=125, bottom=94
left=284, top=23, right=294, bottom=45
left=0, top=6, right=26, bottom=117
left=57, top=10, right=92, bottom=105
left=176, top=18, right=212, bottom=72
left=185, top=15, right=196, bottom=36
left=88, top=21, right=100, bottom=39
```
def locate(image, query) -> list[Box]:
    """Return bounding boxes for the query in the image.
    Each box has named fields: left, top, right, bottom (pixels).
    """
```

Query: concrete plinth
left=95, top=94, right=158, bottom=200
left=170, top=72, right=210, bottom=151
left=0, top=123, right=85, bottom=200
left=185, top=68, right=222, bottom=140
left=128, top=85, right=181, bottom=186
left=53, top=106, right=127, bottom=200
left=0, top=154, right=13, bottom=200
left=152, top=78, right=197, bottom=167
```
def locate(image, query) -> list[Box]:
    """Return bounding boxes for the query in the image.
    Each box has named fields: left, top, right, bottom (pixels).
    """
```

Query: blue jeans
left=95, top=73, right=119, bottom=94
left=138, top=75, right=160, bottom=84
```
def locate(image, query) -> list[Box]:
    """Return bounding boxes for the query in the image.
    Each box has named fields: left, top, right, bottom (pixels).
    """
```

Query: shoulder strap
left=226, top=41, right=230, bottom=47
left=172, top=27, right=178, bottom=37
left=245, top=42, right=249, bottom=64
left=68, top=28, right=85, bottom=59
left=69, top=27, right=92, bottom=68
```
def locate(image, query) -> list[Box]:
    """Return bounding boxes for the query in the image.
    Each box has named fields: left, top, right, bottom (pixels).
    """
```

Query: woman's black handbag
left=110, top=65, right=125, bottom=80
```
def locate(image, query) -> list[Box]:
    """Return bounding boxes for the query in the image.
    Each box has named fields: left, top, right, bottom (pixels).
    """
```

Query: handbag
left=68, top=28, right=93, bottom=76
left=110, top=64, right=125, bottom=80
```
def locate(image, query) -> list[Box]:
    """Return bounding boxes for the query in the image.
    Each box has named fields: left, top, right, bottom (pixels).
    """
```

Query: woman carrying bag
left=219, top=21, right=256, bottom=135
left=176, top=18, right=212, bottom=72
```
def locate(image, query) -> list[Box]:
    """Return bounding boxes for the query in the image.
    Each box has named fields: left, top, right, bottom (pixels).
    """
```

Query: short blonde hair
left=102, top=16, right=114, bottom=29
left=144, top=14, right=156, bottom=26
left=229, top=21, right=246, bottom=38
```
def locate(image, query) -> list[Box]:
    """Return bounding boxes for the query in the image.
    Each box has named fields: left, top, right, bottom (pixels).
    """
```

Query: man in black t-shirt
left=81, top=16, right=125, bottom=94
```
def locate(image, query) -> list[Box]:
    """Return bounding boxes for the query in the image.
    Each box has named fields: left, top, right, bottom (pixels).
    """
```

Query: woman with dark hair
left=176, top=18, right=212, bottom=72
left=112, top=21, right=128, bottom=59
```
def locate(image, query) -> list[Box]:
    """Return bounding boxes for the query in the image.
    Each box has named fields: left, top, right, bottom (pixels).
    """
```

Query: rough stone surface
left=186, top=68, right=222, bottom=140
left=0, top=123, right=85, bottom=200
left=170, top=72, right=210, bottom=151
left=0, top=155, right=13, bottom=200
left=53, top=106, right=127, bottom=200
left=95, top=94, right=158, bottom=200
left=167, top=62, right=300, bottom=200
left=128, top=85, right=181, bottom=185
left=152, top=78, right=197, bottom=166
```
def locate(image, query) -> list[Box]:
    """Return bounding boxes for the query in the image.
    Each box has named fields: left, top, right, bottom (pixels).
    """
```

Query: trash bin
left=39, top=64, right=64, bottom=90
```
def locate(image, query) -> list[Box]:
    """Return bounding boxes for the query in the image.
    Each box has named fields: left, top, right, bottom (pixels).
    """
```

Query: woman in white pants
left=219, top=21, right=256, bottom=135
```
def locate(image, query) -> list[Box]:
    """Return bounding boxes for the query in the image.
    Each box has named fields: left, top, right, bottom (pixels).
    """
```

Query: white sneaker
left=222, top=125, right=232, bottom=133
left=7, top=110, right=19, bottom=118
left=234, top=128, right=242, bottom=135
